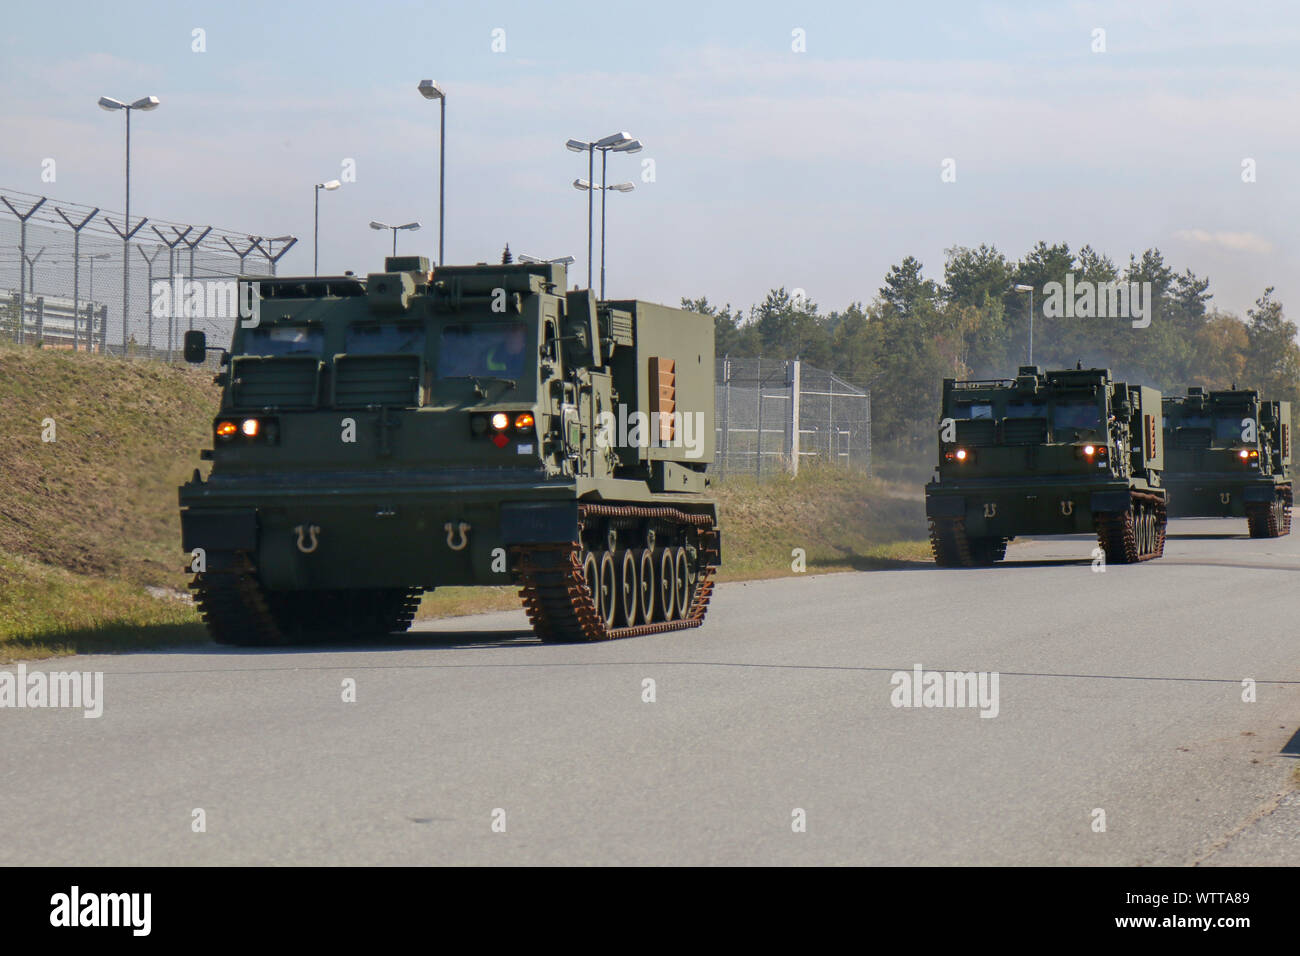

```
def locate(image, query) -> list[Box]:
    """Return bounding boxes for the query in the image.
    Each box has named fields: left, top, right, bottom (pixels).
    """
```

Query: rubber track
left=191, top=555, right=422, bottom=645
left=1095, top=489, right=1167, bottom=563
left=510, top=504, right=719, bottom=642
left=1246, top=483, right=1292, bottom=538
left=928, top=516, right=1005, bottom=567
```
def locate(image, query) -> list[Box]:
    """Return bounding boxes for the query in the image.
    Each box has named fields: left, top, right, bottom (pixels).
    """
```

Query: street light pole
left=417, top=81, right=447, bottom=266
left=567, top=133, right=642, bottom=297
left=369, top=220, right=422, bottom=257
left=313, top=180, right=341, bottom=275
left=99, top=94, right=158, bottom=355
left=1014, top=283, right=1035, bottom=365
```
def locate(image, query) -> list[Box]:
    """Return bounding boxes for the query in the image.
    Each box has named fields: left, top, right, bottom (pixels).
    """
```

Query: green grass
left=713, top=461, right=930, bottom=579
left=0, top=340, right=932, bottom=660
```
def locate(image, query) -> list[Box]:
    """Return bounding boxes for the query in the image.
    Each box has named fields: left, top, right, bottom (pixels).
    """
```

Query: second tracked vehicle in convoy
left=1162, top=387, right=1292, bottom=537
left=179, top=254, right=719, bottom=645
left=925, top=365, right=1167, bottom=565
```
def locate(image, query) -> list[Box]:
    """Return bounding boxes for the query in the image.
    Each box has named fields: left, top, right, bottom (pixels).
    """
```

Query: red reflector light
left=491, top=432, right=509, bottom=448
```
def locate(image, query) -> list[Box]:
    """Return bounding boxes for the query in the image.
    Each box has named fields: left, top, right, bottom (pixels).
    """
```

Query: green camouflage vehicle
left=179, top=254, right=719, bottom=644
left=925, top=365, right=1167, bottom=565
left=1162, top=386, right=1292, bottom=537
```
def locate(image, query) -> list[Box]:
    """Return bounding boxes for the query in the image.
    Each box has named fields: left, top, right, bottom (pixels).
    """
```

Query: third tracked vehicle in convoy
left=1162, top=386, right=1292, bottom=537
left=179, top=253, right=719, bottom=645
left=925, top=365, right=1167, bottom=565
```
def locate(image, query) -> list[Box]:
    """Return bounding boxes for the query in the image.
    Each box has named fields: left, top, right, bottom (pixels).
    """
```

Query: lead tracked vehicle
left=179, top=254, right=719, bottom=644
left=925, top=365, right=1167, bottom=565
left=1162, top=387, right=1292, bottom=537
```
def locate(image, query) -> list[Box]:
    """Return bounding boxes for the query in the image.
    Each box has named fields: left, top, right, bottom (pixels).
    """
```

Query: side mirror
left=183, top=330, right=207, bottom=364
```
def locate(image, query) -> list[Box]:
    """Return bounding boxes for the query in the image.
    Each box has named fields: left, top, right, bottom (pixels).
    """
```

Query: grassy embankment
left=0, top=340, right=928, bottom=660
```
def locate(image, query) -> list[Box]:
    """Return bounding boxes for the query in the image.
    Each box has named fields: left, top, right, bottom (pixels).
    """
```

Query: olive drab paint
left=1161, top=387, right=1292, bottom=537
left=178, top=255, right=719, bottom=645
left=925, top=365, right=1169, bottom=566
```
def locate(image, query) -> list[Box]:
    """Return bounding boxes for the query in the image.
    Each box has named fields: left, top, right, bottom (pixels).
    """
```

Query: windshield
left=954, top=403, right=993, bottom=420
left=1006, top=401, right=1046, bottom=419
left=239, top=325, right=323, bottom=356
left=1053, top=401, right=1101, bottom=430
left=1176, top=415, right=1250, bottom=442
left=437, top=322, right=527, bottom=379
left=346, top=322, right=425, bottom=355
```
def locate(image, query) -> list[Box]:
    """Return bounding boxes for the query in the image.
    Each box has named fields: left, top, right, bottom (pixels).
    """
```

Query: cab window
left=437, top=322, right=528, bottom=379
left=239, top=325, right=323, bottom=356
left=346, top=323, right=425, bottom=355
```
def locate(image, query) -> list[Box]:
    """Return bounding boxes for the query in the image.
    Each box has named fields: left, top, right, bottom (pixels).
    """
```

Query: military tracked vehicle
left=1162, top=387, right=1292, bottom=537
left=179, top=254, right=719, bottom=644
left=925, top=365, right=1167, bottom=565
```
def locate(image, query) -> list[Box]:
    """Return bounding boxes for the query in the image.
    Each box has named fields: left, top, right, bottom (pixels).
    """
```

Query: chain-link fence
left=715, top=356, right=870, bottom=478
left=0, top=188, right=294, bottom=361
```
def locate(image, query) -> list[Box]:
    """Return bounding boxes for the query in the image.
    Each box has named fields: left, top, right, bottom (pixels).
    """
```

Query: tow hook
left=445, top=521, right=471, bottom=551
left=294, top=524, right=321, bottom=554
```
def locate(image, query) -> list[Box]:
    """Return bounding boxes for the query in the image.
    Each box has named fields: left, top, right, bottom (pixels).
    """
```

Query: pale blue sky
left=2, top=0, right=1298, bottom=316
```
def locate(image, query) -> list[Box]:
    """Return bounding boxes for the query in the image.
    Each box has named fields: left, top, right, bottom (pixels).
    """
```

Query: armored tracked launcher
left=925, top=365, right=1167, bottom=565
left=1162, top=387, right=1292, bottom=537
left=179, top=255, right=719, bottom=644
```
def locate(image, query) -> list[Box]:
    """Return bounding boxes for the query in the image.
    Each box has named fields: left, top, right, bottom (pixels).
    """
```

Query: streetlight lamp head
left=397, top=222, right=421, bottom=231
left=1014, top=284, right=1033, bottom=292
left=321, top=180, right=341, bottom=191
left=369, top=221, right=389, bottom=230
left=612, top=139, right=643, bottom=153
left=417, top=79, right=444, bottom=100
left=573, top=179, right=592, bottom=191
left=595, top=131, right=634, bottom=148
left=609, top=182, right=635, bottom=192
left=130, top=96, right=160, bottom=111
left=98, top=96, right=126, bottom=111
left=565, top=139, right=588, bottom=152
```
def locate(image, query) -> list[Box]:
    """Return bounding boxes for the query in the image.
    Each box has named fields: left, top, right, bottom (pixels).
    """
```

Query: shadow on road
left=1281, top=728, right=1300, bottom=759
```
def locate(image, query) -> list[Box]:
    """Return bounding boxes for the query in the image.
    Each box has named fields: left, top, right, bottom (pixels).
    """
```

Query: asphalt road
left=3, top=517, right=1297, bottom=865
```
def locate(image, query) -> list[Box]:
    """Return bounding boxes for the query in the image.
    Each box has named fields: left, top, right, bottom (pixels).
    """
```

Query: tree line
left=682, top=243, right=1300, bottom=448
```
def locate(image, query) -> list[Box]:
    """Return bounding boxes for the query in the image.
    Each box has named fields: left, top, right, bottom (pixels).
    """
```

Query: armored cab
left=925, top=365, right=1167, bottom=565
left=178, top=255, right=719, bottom=644
left=1162, top=386, right=1292, bottom=537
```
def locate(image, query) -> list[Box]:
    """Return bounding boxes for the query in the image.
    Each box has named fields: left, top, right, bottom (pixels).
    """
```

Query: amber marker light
left=216, top=421, right=237, bottom=439
left=514, top=412, right=535, bottom=430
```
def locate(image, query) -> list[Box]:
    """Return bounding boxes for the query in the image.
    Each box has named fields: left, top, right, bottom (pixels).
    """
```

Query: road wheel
left=619, top=549, right=639, bottom=625
left=638, top=549, right=656, bottom=623
left=597, top=550, right=617, bottom=630
left=673, top=546, right=691, bottom=618
left=658, top=548, right=678, bottom=621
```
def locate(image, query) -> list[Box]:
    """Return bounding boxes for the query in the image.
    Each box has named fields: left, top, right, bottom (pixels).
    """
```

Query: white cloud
left=1173, top=230, right=1274, bottom=254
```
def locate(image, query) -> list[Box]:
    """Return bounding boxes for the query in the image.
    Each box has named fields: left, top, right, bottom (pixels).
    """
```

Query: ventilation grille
left=1002, top=417, right=1047, bottom=444
left=955, top=419, right=995, bottom=446
left=230, top=357, right=320, bottom=409
left=333, top=355, right=421, bottom=407
left=1172, top=427, right=1211, bottom=449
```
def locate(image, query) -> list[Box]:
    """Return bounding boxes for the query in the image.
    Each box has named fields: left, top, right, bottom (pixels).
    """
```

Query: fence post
left=789, top=359, right=801, bottom=475
left=754, top=356, right=763, bottom=479
left=35, top=296, right=44, bottom=344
